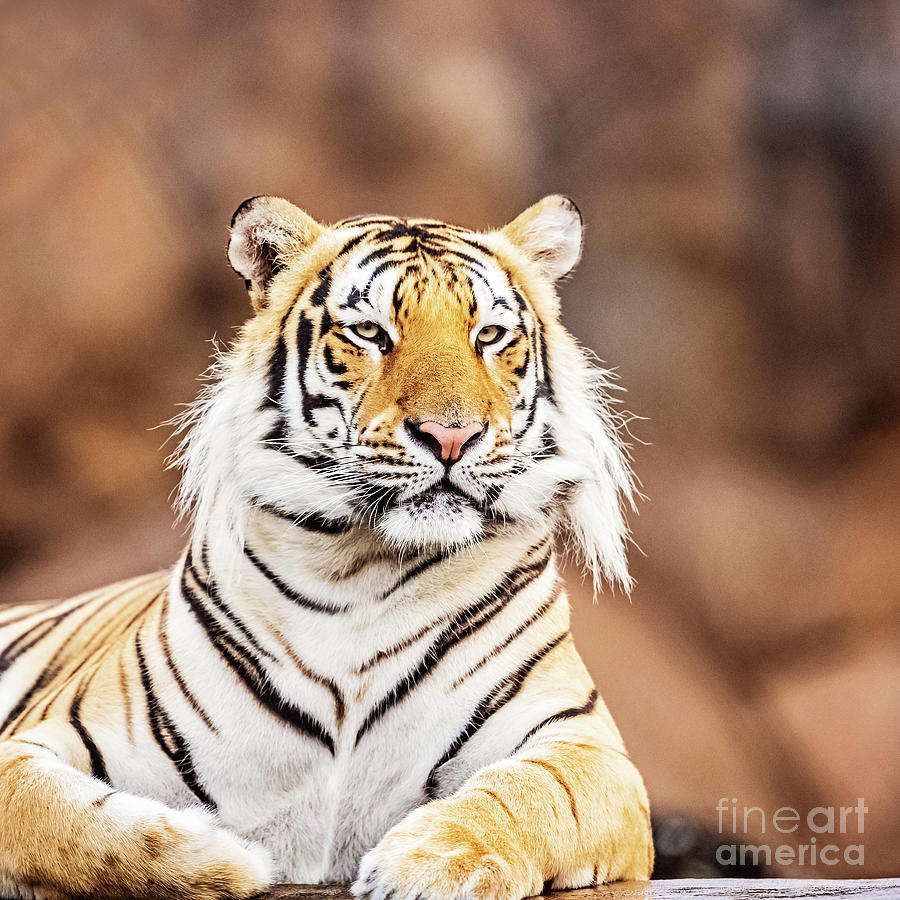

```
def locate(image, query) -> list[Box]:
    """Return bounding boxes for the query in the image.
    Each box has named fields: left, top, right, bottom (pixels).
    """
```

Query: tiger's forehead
left=322, top=217, right=523, bottom=325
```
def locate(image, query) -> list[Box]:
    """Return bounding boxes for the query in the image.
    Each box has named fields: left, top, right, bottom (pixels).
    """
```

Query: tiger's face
left=318, top=226, right=521, bottom=540
left=204, top=195, right=634, bottom=588
left=289, top=215, right=557, bottom=549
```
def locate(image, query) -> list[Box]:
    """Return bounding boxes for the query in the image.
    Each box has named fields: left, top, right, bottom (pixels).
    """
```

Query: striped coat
left=0, top=196, right=652, bottom=900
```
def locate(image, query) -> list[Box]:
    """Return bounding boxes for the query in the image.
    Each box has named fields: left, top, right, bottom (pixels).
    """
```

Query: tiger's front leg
left=353, top=724, right=653, bottom=900
left=0, top=725, right=271, bottom=900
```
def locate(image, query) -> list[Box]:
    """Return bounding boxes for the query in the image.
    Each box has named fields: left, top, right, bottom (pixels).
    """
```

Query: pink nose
left=409, top=420, right=485, bottom=463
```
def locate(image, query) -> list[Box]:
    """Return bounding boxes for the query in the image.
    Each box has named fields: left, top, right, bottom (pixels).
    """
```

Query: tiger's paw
left=147, top=805, right=273, bottom=899
left=1, top=799, right=273, bottom=900
left=351, top=801, right=541, bottom=900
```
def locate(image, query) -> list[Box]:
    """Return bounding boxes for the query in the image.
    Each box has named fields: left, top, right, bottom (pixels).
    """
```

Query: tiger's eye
left=476, top=325, right=506, bottom=347
left=351, top=321, right=383, bottom=342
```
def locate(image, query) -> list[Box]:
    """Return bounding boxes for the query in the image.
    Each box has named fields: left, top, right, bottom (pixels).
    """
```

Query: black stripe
left=69, top=682, right=109, bottom=784
left=308, top=268, right=334, bottom=306
left=356, top=241, right=409, bottom=271
left=379, top=550, right=448, bottom=599
left=355, top=616, right=446, bottom=674
left=262, top=414, right=289, bottom=449
left=25, top=590, right=161, bottom=731
left=355, top=546, right=552, bottom=745
left=0, top=661, right=63, bottom=735
left=0, top=592, right=101, bottom=676
left=319, top=306, right=335, bottom=336
left=361, top=252, right=420, bottom=297
left=187, top=556, right=274, bottom=659
left=512, top=688, right=598, bottom=754
left=254, top=500, right=353, bottom=534
left=463, top=264, right=499, bottom=303
left=135, top=632, right=216, bottom=808
left=424, top=631, right=568, bottom=799
left=370, top=220, right=415, bottom=242
left=296, top=312, right=345, bottom=428
left=391, top=275, right=406, bottom=317
left=453, top=583, right=562, bottom=686
left=333, top=329, right=363, bottom=349
left=512, top=342, right=530, bottom=378
left=270, top=631, right=347, bottom=725
left=536, top=318, right=554, bottom=402
left=344, top=286, right=364, bottom=310
left=180, top=563, right=335, bottom=753
left=323, top=344, right=348, bottom=375
left=430, top=228, right=497, bottom=257
left=0, top=619, right=57, bottom=675
left=537, top=423, right=559, bottom=460
left=337, top=231, right=382, bottom=254
left=243, top=544, right=350, bottom=614
left=157, top=597, right=217, bottom=733
left=415, top=232, right=489, bottom=265
left=260, top=335, right=287, bottom=411
left=513, top=388, right=539, bottom=440
left=0, top=583, right=149, bottom=733
left=305, top=232, right=373, bottom=305
left=293, top=452, right=330, bottom=467
left=258, top=301, right=296, bottom=417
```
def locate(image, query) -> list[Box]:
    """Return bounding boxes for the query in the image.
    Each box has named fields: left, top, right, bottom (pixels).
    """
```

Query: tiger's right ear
left=228, top=196, right=324, bottom=309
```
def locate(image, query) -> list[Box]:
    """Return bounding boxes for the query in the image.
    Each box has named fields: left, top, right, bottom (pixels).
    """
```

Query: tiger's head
left=178, top=196, right=635, bottom=591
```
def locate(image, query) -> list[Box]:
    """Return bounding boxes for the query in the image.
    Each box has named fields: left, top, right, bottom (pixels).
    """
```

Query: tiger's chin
left=375, top=488, right=484, bottom=552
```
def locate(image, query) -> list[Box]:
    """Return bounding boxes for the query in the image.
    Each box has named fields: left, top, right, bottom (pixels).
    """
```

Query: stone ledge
left=262, top=880, right=899, bottom=900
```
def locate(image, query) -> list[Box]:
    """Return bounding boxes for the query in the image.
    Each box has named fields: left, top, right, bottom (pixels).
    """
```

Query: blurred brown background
left=1, top=0, right=897, bottom=879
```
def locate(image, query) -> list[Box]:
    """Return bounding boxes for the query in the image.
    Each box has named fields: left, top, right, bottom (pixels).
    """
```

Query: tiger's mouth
left=406, top=477, right=476, bottom=514
left=364, top=473, right=489, bottom=550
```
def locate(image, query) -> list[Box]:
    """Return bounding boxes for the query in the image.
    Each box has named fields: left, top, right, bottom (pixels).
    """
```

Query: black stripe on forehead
left=415, top=242, right=488, bottom=271
left=306, top=229, right=374, bottom=306
left=355, top=238, right=417, bottom=270
left=360, top=219, right=496, bottom=264
left=392, top=265, right=418, bottom=317
left=465, top=264, right=514, bottom=311
left=305, top=230, right=406, bottom=307
left=422, top=230, right=496, bottom=260
left=304, top=219, right=512, bottom=317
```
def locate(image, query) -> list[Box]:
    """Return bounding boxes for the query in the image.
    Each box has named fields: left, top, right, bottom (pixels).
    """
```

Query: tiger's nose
left=406, top=420, right=486, bottom=464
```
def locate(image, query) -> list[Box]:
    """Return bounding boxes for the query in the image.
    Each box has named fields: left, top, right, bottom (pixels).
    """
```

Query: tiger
left=0, top=194, right=653, bottom=900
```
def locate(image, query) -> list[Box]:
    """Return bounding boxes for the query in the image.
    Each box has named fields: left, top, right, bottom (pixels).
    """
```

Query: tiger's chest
left=120, top=529, right=557, bottom=882
left=194, top=662, right=497, bottom=882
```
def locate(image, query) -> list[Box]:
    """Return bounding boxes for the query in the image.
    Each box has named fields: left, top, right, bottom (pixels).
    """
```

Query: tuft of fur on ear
left=501, top=195, right=583, bottom=281
left=228, top=196, right=324, bottom=308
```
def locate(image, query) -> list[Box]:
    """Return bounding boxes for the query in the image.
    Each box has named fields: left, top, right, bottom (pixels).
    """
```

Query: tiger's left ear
left=500, top=195, right=583, bottom=281
left=228, top=196, right=325, bottom=309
